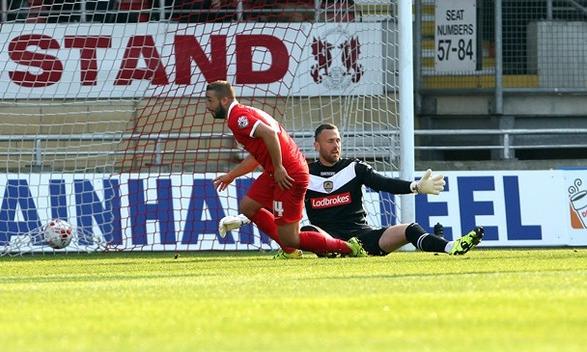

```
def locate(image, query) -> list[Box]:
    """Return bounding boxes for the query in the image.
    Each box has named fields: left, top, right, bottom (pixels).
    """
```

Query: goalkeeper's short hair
left=314, top=123, right=338, bottom=140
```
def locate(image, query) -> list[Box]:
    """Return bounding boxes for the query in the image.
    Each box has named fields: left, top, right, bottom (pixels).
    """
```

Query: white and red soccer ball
left=43, top=219, right=73, bottom=249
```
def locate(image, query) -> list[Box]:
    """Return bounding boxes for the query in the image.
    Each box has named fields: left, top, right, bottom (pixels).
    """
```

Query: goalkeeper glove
left=411, top=169, right=445, bottom=195
left=218, top=214, right=251, bottom=238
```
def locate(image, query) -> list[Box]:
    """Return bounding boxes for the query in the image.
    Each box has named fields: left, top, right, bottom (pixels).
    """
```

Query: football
left=43, top=219, right=74, bottom=249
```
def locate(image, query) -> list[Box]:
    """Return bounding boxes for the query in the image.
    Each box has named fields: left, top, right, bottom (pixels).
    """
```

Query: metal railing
left=416, top=128, right=587, bottom=159
left=0, top=132, right=230, bottom=167
left=2, top=128, right=586, bottom=167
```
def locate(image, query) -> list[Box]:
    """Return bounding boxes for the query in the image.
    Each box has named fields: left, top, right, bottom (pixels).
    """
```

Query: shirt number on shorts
left=273, top=201, right=284, bottom=218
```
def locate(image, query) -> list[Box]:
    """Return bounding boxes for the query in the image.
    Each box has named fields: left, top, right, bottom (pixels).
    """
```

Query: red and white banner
left=0, top=23, right=384, bottom=98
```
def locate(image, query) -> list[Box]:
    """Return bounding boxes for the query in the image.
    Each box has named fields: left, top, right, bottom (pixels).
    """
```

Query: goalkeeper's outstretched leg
left=372, top=222, right=484, bottom=256
left=304, top=222, right=484, bottom=257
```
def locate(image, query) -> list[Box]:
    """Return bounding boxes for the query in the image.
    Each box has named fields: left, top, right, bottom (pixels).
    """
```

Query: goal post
left=398, top=0, right=416, bottom=224
left=0, top=0, right=412, bottom=255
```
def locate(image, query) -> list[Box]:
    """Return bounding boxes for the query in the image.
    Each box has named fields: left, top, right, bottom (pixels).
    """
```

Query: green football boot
left=272, top=249, right=303, bottom=259
left=347, top=237, right=368, bottom=257
left=449, top=227, right=484, bottom=255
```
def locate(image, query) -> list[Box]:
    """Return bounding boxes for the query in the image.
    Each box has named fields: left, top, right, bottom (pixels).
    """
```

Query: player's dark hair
left=314, top=123, right=338, bottom=140
left=206, top=80, right=235, bottom=99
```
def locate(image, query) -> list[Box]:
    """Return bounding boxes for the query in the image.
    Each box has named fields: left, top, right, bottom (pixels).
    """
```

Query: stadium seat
left=25, top=0, right=46, bottom=23
left=118, top=0, right=152, bottom=22
left=242, top=0, right=315, bottom=22
left=85, top=0, right=117, bottom=23
left=46, top=0, right=83, bottom=23
left=323, top=0, right=355, bottom=22
left=171, top=0, right=222, bottom=23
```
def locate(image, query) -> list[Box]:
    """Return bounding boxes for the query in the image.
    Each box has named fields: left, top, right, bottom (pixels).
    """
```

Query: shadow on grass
left=0, top=250, right=273, bottom=262
left=315, top=267, right=584, bottom=281
left=2, top=248, right=584, bottom=266
left=0, top=270, right=224, bottom=284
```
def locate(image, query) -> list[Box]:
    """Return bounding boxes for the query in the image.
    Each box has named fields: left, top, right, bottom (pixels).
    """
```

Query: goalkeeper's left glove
left=218, top=214, right=251, bottom=237
left=411, top=169, right=445, bottom=195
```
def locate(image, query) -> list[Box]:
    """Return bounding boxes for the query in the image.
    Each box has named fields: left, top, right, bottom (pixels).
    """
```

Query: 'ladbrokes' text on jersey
left=305, top=158, right=413, bottom=237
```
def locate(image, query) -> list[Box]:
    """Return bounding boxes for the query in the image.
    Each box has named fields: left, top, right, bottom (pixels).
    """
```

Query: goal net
left=0, top=0, right=401, bottom=255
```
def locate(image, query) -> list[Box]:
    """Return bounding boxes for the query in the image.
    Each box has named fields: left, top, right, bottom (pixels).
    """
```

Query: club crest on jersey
left=237, top=116, right=249, bottom=129
left=323, top=180, right=334, bottom=193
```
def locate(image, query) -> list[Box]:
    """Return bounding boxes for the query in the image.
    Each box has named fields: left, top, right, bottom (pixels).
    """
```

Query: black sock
left=405, top=223, right=448, bottom=253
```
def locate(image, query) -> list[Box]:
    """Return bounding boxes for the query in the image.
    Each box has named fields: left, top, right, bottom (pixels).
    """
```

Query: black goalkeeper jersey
left=305, top=158, right=413, bottom=237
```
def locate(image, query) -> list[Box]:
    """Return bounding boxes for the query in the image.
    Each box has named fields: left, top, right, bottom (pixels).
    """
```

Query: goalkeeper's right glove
left=411, top=169, right=445, bottom=195
left=218, top=214, right=251, bottom=238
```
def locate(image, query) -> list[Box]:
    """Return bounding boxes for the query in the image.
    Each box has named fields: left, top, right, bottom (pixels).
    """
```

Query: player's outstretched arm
left=410, top=169, right=446, bottom=195
left=214, top=155, right=259, bottom=191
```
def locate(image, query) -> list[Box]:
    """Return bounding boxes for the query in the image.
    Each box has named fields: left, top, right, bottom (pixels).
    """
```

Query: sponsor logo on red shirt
left=310, top=192, right=351, bottom=209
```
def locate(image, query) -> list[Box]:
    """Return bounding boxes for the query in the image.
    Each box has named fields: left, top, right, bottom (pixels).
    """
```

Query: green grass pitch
left=1, top=249, right=585, bottom=352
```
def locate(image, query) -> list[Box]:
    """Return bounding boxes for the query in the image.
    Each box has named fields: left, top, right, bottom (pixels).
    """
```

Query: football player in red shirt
left=206, top=81, right=367, bottom=258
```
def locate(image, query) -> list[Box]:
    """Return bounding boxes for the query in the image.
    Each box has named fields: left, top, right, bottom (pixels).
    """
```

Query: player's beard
left=212, top=105, right=228, bottom=119
left=321, top=149, right=340, bottom=165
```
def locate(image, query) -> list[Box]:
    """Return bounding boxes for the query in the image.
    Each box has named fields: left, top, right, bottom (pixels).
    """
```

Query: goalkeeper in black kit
left=302, top=123, right=484, bottom=257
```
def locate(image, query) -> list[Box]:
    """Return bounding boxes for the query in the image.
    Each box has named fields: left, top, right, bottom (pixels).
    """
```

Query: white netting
left=0, top=1, right=400, bottom=255
left=0, top=221, right=108, bottom=256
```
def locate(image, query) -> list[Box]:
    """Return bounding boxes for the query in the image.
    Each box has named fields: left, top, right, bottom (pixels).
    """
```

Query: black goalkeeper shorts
left=301, top=225, right=387, bottom=256
left=354, top=228, right=386, bottom=256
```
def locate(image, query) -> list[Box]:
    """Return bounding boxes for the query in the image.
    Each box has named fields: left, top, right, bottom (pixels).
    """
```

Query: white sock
left=444, top=241, right=454, bottom=253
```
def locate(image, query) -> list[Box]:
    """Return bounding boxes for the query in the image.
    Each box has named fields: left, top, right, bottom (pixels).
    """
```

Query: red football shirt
left=226, top=101, right=307, bottom=174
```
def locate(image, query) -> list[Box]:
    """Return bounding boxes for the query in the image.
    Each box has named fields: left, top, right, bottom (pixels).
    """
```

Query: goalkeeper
left=301, top=123, right=484, bottom=257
